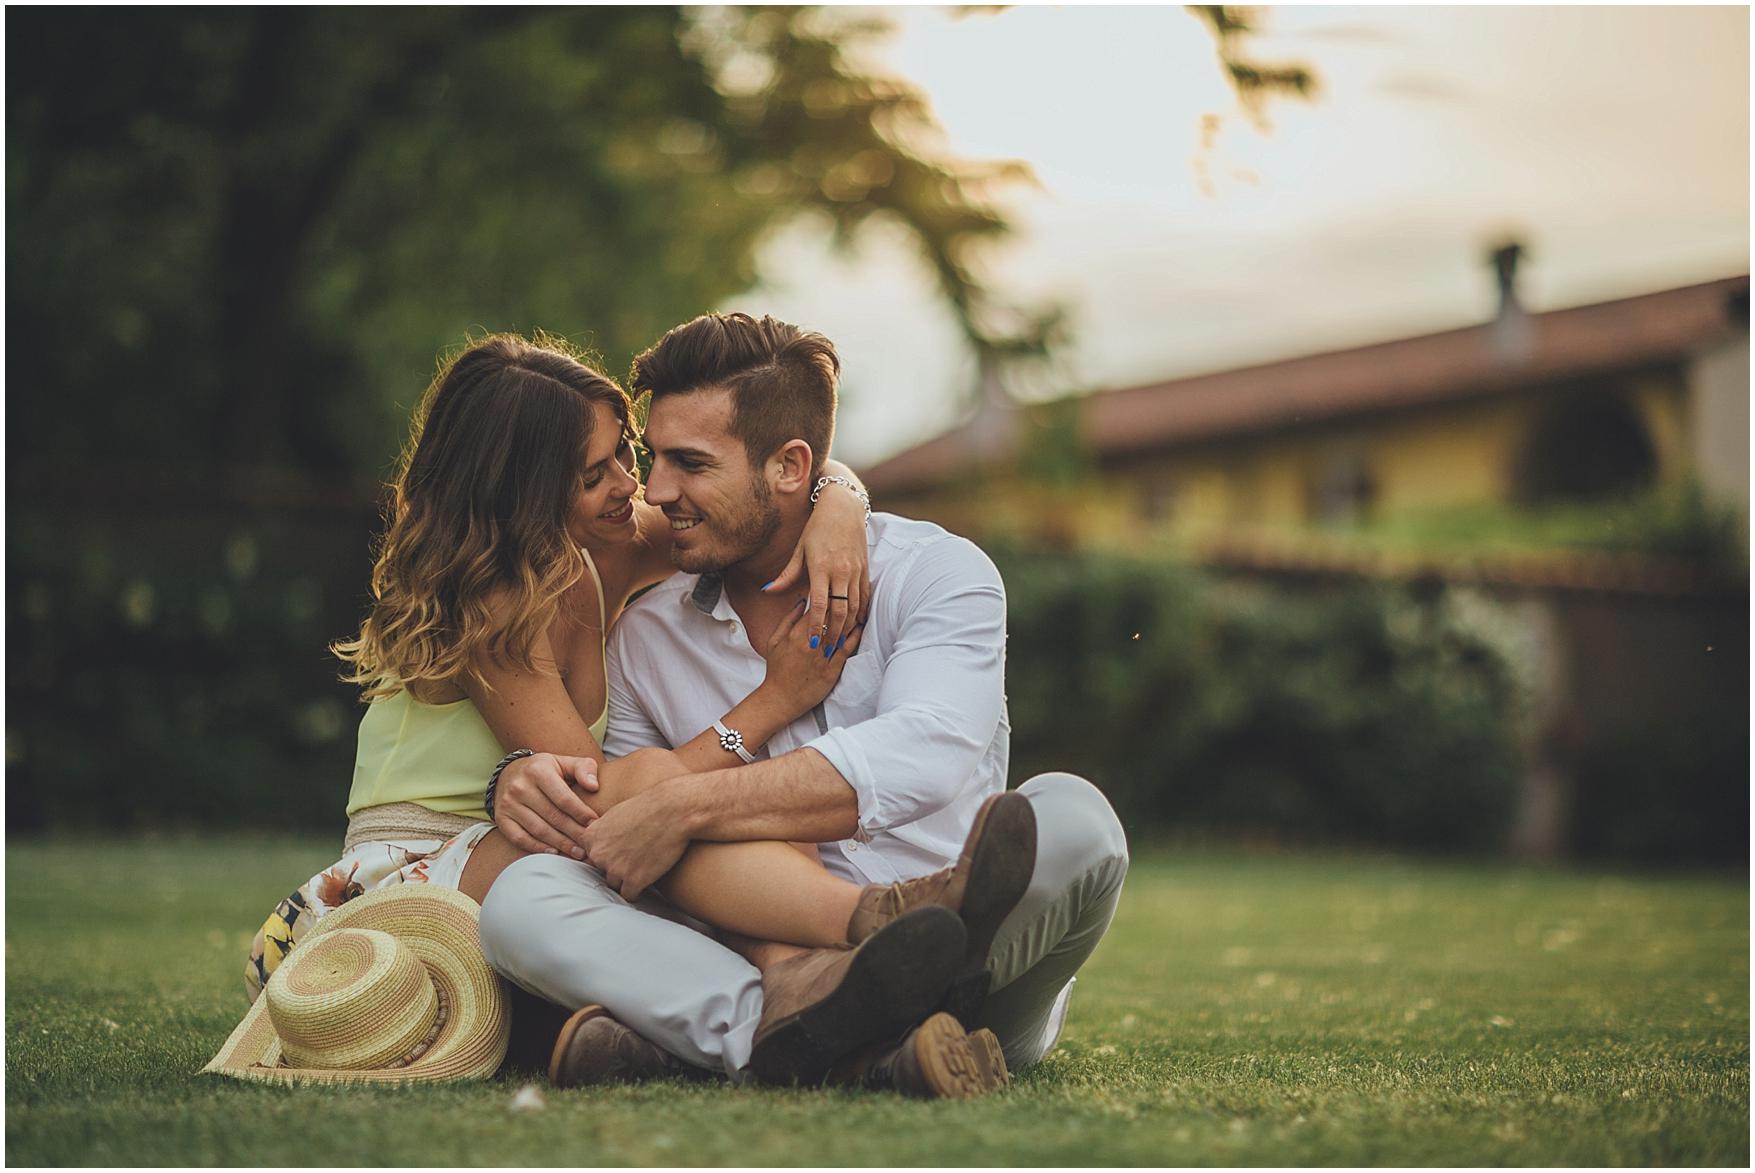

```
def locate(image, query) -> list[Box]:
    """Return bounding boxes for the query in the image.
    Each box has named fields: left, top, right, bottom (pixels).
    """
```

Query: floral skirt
left=245, top=820, right=494, bottom=1002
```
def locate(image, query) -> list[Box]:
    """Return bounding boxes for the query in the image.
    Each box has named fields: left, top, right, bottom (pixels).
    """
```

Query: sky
left=727, top=4, right=1751, bottom=468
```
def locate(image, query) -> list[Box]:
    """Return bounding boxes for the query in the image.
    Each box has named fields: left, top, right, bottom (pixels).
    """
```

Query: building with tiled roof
left=862, top=255, right=1749, bottom=589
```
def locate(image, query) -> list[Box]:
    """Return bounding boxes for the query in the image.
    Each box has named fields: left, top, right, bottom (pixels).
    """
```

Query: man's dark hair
left=631, top=312, right=839, bottom=479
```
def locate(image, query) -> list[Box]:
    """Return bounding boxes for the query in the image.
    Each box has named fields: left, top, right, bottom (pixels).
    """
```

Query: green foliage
left=6, top=840, right=1747, bottom=1165
left=6, top=7, right=1054, bottom=484
left=7, top=7, right=1319, bottom=487
left=1353, top=482, right=1748, bottom=567
left=1188, top=6, right=1321, bottom=124
left=1015, top=394, right=1092, bottom=488
left=8, top=509, right=365, bottom=833
left=994, top=544, right=1527, bottom=852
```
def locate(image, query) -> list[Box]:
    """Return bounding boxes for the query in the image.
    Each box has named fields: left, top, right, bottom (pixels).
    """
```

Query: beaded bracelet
left=483, top=748, right=536, bottom=820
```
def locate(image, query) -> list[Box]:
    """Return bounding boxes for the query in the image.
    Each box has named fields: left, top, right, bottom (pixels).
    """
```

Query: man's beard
left=670, top=475, right=782, bottom=574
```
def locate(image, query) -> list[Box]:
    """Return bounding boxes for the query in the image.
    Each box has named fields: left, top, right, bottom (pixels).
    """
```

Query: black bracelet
left=484, top=748, right=536, bottom=820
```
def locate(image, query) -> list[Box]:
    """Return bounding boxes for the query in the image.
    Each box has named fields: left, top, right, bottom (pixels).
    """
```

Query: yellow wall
left=1083, top=395, right=1546, bottom=540
left=881, top=376, right=1699, bottom=548
left=1628, top=373, right=1690, bottom=481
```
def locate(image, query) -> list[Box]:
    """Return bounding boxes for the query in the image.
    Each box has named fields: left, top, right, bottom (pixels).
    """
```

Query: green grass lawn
left=6, top=837, right=1747, bottom=1166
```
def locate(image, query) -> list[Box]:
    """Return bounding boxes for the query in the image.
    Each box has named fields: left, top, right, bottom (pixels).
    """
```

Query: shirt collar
left=685, top=573, right=737, bottom=622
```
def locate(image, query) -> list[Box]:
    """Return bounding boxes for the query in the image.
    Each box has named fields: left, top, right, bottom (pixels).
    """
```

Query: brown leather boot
left=548, top=1005, right=698, bottom=1088
left=827, top=1012, right=1011, bottom=1099
left=747, top=905, right=965, bottom=1086
left=845, top=792, right=1037, bottom=1025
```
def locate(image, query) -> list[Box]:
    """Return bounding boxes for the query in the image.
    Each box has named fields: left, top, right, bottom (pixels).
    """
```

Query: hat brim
left=204, top=885, right=508, bottom=1085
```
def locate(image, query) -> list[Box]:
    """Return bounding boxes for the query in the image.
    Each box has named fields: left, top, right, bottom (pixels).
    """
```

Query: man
left=479, top=312, right=1128, bottom=1098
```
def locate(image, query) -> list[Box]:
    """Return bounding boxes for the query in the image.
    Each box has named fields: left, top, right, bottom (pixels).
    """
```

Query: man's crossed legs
left=479, top=773, right=1128, bottom=1094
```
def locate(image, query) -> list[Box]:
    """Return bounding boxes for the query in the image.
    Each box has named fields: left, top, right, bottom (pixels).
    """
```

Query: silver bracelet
left=811, top=475, right=871, bottom=521
left=712, top=720, right=757, bottom=764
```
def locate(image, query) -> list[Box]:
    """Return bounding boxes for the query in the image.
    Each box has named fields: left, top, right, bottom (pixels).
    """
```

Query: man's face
left=642, top=387, right=781, bottom=574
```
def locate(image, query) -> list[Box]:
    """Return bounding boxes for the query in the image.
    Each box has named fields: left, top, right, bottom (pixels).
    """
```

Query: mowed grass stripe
left=6, top=837, right=1747, bottom=1166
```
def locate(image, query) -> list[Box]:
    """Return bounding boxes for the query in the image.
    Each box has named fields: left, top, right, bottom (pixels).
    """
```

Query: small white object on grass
left=508, top=1084, right=547, bottom=1113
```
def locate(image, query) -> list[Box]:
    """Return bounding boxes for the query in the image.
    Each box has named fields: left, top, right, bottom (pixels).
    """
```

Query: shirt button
left=847, top=843, right=859, bottom=852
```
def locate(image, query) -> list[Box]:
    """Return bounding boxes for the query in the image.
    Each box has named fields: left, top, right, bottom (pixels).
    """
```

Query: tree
left=7, top=6, right=1310, bottom=488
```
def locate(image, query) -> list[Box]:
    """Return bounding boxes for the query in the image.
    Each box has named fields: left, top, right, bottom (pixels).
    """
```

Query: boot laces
left=890, top=867, right=952, bottom=909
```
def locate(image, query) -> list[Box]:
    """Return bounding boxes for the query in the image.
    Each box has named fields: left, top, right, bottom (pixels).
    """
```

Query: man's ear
left=768, top=439, right=815, bottom=495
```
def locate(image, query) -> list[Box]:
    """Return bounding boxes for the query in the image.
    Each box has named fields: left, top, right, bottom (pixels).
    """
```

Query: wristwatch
left=712, top=720, right=757, bottom=764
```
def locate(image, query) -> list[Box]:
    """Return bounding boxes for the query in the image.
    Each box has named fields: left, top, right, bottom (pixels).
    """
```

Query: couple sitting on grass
left=205, top=312, right=1129, bottom=1099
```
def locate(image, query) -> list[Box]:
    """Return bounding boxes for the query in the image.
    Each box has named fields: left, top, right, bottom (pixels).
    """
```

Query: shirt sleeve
left=801, top=536, right=1007, bottom=836
left=604, top=616, right=669, bottom=759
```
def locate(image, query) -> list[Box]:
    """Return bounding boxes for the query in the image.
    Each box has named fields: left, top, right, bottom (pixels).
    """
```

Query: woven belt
left=343, top=803, right=488, bottom=853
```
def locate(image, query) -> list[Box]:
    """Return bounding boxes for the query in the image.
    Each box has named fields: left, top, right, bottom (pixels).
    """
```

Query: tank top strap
left=580, top=544, right=608, bottom=632
left=579, top=546, right=610, bottom=743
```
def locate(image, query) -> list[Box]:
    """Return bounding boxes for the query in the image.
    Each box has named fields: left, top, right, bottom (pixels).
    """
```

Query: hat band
left=382, top=985, right=449, bottom=1069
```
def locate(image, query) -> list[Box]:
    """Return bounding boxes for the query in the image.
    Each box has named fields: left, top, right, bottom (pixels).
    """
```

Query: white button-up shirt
left=603, top=512, right=1011, bottom=885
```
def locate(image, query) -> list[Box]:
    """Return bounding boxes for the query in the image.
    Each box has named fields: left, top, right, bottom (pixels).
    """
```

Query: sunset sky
left=730, top=5, right=1751, bottom=467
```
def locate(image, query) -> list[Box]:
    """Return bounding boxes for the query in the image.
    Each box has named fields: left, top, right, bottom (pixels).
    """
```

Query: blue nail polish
left=809, top=636, right=820, bottom=649
left=823, top=644, right=833, bottom=658
left=762, top=581, right=773, bottom=591
left=835, top=637, right=845, bottom=652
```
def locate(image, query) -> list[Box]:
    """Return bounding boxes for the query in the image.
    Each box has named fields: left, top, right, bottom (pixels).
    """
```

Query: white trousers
left=479, top=772, right=1129, bottom=1079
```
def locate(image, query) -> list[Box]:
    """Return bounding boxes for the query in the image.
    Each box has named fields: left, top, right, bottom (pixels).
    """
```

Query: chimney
left=1487, top=239, right=1533, bottom=363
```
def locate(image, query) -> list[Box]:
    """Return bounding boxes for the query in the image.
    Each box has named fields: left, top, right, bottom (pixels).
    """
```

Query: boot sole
left=958, top=792, right=1038, bottom=964
left=966, top=1027, right=1010, bottom=1090
left=946, top=792, right=1037, bottom=1026
left=749, top=906, right=965, bottom=1086
left=914, top=1013, right=1009, bottom=1100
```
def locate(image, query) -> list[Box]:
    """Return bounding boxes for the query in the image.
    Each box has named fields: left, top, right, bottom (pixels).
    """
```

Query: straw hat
left=204, top=885, right=509, bottom=1085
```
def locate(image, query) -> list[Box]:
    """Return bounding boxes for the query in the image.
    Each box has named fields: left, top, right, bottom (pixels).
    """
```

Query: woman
left=247, top=332, right=877, bottom=999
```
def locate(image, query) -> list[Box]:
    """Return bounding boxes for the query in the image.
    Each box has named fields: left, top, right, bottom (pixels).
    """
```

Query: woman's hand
left=767, top=479, right=869, bottom=654
left=492, top=752, right=601, bottom=859
left=757, top=598, right=864, bottom=718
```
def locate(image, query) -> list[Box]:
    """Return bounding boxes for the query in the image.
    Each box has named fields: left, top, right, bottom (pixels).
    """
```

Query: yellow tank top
left=343, top=549, right=611, bottom=820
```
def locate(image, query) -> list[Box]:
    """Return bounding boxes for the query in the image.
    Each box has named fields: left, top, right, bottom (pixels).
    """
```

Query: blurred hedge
left=8, top=508, right=369, bottom=835
left=992, top=544, right=1527, bottom=853
left=1567, top=701, right=1749, bottom=864
left=10, top=524, right=1742, bottom=862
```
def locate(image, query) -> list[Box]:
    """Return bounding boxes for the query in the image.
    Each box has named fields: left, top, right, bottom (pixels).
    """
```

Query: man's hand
left=579, top=754, right=694, bottom=900
left=493, top=752, right=600, bottom=859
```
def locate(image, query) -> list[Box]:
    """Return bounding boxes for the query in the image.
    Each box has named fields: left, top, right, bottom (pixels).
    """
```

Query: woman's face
left=567, top=401, right=641, bottom=549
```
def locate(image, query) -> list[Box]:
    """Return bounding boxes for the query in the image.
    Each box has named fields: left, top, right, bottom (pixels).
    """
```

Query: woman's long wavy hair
left=333, top=333, right=632, bottom=701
